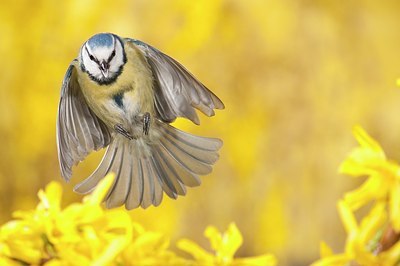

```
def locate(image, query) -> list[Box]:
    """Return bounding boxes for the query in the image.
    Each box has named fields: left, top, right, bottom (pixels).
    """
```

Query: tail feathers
left=74, top=123, right=222, bottom=209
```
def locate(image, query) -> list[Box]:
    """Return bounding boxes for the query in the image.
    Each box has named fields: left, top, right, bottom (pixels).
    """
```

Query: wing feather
left=127, top=39, right=224, bottom=125
left=56, top=60, right=111, bottom=181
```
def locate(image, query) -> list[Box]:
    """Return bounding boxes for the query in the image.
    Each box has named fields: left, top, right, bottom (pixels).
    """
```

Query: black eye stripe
left=107, top=50, right=116, bottom=63
left=85, top=45, right=99, bottom=64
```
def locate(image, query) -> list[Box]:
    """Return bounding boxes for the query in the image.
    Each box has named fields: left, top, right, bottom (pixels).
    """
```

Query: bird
left=56, top=33, right=224, bottom=209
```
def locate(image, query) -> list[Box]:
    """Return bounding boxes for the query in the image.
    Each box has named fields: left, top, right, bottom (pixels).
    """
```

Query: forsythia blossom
left=0, top=174, right=276, bottom=265
left=178, top=223, right=277, bottom=266
left=312, top=126, right=400, bottom=266
left=339, top=126, right=400, bottom=229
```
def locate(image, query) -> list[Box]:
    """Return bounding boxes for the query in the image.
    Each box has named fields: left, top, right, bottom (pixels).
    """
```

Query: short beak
left=100, top=61, right=109, bottom=78
left=101, top=69, right=109, bottom=78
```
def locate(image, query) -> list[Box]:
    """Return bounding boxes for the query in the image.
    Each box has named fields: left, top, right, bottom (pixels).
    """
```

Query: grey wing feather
left=56, top=60, right=111, bottom=181
left=127, top=39, right=224, bottom=125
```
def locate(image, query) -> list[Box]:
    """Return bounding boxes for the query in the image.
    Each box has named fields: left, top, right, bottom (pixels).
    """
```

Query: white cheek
left=109, top=57, right=122, bottom=73
left=82, top=51, right=101, bottom=78
left=87, top=64, right=102, bottom=78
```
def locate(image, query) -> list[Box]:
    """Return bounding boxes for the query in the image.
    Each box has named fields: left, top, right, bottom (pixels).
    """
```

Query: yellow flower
left=339, top=125, right=400, bottom=230
left=0, top=254, right=21, bottom=266
left=49, top=174, right=132, bottom=265
left=178, top=223, right=277, bottom=266
left=0, top=174, right=278, bottom=265
left=312, top=200, right=400, bottom=266
left=0, top=174, right=133, bottom=265
left=0, top=181, right=67, bottom=265
left=0, top=219, right=45, bottom=264
left=118, top=223, right=187, bottom=266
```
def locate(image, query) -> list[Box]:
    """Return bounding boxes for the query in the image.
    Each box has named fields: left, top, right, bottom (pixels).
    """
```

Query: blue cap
left=87, top=33, right=114, bottom=49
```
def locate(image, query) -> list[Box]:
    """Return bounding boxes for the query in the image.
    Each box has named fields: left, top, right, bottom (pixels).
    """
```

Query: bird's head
left=80, top=33, right=126, bottom=85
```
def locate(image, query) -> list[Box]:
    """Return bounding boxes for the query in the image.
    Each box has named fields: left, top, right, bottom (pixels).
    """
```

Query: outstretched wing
left=56, top=60, right=111, bottom=181
left=127, top=39, right=224, bottom=125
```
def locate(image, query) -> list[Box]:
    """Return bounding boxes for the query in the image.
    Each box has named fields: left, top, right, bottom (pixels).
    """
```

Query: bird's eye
left=89, top=54, right=96, bottom=61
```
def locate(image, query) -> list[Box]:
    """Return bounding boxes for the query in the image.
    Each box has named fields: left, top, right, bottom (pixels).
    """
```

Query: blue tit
left=56, top=33, right=224, bottom=209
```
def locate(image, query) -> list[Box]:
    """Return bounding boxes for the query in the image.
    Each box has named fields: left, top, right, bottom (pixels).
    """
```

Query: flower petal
left=358, top=201, right=386, bottom=248
left=319, top=241, right=333, bottom=258
left=338, top=200, right=358, bottom=235
left=310, top=254, right=351, bottom=266
left=83, top=173, right=115, bottom=206
left=344, top=176, right=384, bottom=210
left=177, top=238, right=214, bottom=263
left=352, top=126, right=384, bottom=154
left=232, top=254, right=277, bottom=266
left=38, top=181, right=63, bottom=212
left=205, top=222, right=243, bottom=262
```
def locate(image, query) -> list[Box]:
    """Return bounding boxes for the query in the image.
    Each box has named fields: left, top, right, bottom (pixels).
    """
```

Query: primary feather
left=129, top=39, right=224, bottom=125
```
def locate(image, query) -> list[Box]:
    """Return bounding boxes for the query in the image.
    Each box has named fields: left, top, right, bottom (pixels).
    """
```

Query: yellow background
left=1, top=0, right=400, bottom=264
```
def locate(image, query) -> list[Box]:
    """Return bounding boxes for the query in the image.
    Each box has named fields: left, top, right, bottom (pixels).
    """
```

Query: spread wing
left=127, top=39, right=224, bottom=125
left=56, top=60, right=111, bottom=181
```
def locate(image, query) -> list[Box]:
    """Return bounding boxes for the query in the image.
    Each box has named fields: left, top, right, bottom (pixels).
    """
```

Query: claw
left=114, top=124, right=134, bottom=140
left=143, top=112, right=151, bottom=135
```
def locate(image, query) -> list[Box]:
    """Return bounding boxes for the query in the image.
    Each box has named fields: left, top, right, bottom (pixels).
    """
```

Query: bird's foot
left=143, top=112, right=151, bottom=136
left=114, top=124, right=135, bottom=140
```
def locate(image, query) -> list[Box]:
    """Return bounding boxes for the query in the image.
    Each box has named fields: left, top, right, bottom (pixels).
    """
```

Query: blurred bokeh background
left=1, top=0, right=400, bottom=265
